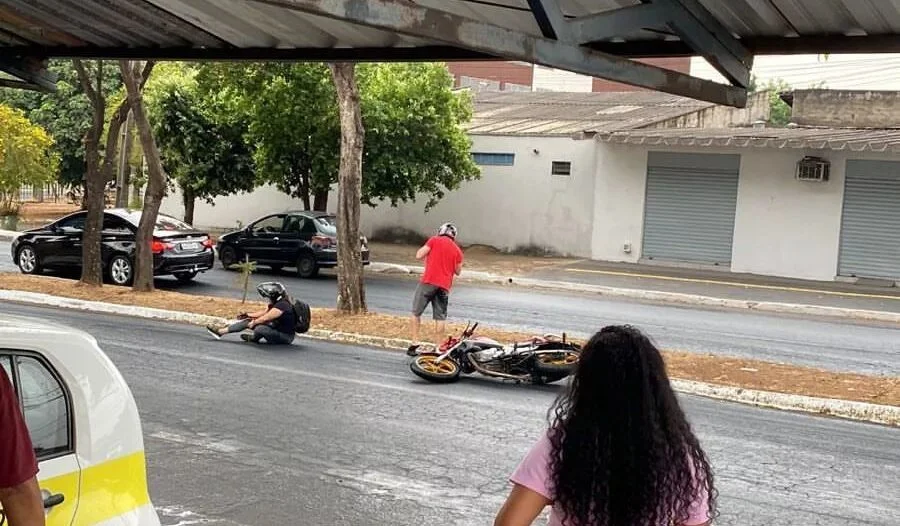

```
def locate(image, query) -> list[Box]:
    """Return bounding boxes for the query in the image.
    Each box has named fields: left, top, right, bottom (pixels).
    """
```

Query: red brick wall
left=591, top=57, right=691, bottom=92
left=446, top=57, right=691, bottom=92
left=447, top=61, right=533, bottom=89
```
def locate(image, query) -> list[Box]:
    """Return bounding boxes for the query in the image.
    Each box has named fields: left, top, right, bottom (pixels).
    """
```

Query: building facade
left=160, top=90, right=900, bottom=284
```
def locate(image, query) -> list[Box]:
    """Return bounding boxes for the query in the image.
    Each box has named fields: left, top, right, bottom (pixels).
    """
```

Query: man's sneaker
left=206, top=326, right=222, bottom=340
left=241, top=333, right=256, bottom=343
left=406, top=344, right=419, bottom=357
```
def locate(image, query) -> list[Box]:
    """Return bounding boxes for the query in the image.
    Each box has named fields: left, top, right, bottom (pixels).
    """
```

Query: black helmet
left=257, top=281, right=287, bottom=302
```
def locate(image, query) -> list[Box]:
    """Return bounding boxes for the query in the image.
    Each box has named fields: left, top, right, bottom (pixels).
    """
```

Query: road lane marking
left=565, top=268, right=900, bottom=301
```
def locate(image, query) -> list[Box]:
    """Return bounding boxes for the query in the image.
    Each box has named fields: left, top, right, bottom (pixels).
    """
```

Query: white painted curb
left=0, top=230, right=19, bottom=241
left=1, top=289, right=897, bottom=427
left=368, top=262, right=900, bottom=325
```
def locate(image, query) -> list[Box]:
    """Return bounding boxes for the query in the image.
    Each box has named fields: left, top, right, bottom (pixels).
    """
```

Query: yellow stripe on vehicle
left=71, top=451, right=151, bottom=526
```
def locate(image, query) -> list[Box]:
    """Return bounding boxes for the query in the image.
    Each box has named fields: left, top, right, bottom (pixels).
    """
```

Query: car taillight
left=151, top=239, right=173, bottom=254
left=311, top=235, right=334, bottom=248
left=202, top=238, right=214, bottom=249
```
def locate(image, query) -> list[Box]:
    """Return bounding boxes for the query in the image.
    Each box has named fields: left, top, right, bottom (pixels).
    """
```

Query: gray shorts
left=412, top=283, right=449, bottom=320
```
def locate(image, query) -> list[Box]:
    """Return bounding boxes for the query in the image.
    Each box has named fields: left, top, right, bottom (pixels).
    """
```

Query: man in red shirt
left=0, top=366, right=44, bottom=526
left=409, top=223, right=464, bottom=354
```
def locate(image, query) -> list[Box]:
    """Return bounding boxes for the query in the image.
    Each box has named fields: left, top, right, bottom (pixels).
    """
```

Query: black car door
left=39, top=212, right=86, bottom=267
left=101, top=214, right=136, bottom=262
left=279, top=215, right=311, bottom=262
left=243, top=214, right=286, bottom=263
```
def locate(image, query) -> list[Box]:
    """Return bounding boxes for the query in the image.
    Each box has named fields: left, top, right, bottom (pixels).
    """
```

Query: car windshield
left=315, top=216, right=337, bottom=236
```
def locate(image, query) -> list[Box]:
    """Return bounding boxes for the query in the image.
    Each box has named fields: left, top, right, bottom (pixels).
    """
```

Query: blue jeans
left=225, top=319, right=295, bottom=345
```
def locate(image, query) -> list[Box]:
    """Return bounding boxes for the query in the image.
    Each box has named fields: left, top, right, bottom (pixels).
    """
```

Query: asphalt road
left=4, top=302, right=899, bottom=526
left=3, top=241, right=900, bottom=375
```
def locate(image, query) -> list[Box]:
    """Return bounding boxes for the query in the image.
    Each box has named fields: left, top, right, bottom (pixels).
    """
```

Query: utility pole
left=116, top=109, right=133, bottom=208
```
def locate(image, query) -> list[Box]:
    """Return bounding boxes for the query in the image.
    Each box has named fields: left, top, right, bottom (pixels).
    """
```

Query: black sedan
left=11, top=208, right=215, bottom=285
left=217, top=210, right=369, bottom=278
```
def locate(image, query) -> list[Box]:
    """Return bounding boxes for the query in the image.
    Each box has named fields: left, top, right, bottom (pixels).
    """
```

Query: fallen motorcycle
left=409, top=322, right=581, bottom=384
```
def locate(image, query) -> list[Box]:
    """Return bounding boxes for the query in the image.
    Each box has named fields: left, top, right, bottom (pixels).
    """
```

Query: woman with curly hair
left=495, top=325, right=716, bottom=526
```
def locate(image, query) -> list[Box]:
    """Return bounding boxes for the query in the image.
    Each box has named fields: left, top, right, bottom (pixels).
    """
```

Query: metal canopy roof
left=1, top=1, right=900, bottom=106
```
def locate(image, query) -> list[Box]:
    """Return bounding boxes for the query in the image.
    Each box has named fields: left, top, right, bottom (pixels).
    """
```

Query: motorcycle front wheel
left=410, top=354, right=461, bottom=383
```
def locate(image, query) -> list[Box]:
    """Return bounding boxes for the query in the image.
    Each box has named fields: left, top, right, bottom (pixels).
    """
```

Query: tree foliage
left=195, top=62, right=479, bottom=211
left=149, top=65, right=256, bottom=224
left=0, top=105, right=58, bottom=213
left=358, top=63, right=479, bottom=210
left=0, top=60, right=120, bottom=188
left=753, top=77, right=793, bottom=127
left=195, top=63, right=337, bottom=211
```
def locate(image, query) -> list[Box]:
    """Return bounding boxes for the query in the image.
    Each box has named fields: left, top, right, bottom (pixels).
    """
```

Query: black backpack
left=292, top=298, right=311, bottom=334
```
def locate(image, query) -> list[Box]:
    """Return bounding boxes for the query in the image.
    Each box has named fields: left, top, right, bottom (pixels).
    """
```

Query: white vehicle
left=0, top=315, right=160, bottom=526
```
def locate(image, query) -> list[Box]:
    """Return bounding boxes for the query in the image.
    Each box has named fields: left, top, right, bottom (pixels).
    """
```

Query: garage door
left=642, top=152, right=740, bottom=265
left=838, top=160, right=900, bottom=280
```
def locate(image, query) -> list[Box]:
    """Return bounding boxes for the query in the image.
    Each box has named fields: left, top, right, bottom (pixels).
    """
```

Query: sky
left=691, top=54, right=900, bottom=90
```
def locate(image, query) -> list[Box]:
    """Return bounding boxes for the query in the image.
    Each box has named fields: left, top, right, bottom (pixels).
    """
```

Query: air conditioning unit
left=796, top=156, right=830, bottom=182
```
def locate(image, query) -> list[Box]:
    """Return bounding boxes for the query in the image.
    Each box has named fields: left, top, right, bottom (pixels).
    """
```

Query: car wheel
left=296, top=253, right=319, bottom=279
left=108, top=255, right=134, bottom=286
left=16, top=245, right=42, bottom=275
left=220, top=246, right=238, bottom=270
left=174, top=271, right=198, bottom=283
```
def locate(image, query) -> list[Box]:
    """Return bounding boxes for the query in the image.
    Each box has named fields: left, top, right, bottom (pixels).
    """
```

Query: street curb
left=368, top=262, right=900, bottom=325
left=2, top=289, right=897, bottom=427
left=0, top=230, right=18, bottom=242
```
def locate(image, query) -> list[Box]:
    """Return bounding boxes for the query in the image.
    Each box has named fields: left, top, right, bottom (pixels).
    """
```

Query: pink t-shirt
left=510, top=431, right=710, bottom=526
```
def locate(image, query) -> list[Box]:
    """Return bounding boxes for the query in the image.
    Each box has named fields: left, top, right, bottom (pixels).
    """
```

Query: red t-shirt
left=421, top=235, right=463, bottom=291
left=0, top=366, right=38, bottom=488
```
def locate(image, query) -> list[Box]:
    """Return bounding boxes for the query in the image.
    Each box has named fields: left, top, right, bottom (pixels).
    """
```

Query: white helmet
left=438, top=222, right=457, bottom=239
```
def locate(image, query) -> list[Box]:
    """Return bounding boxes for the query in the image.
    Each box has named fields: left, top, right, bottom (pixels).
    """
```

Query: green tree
left=0, top=60, right=119, bottom=190
left=758, top=78, right=793, bottom=127
left=195, top=63, right=338, bottom=211
left=196, top=62, right=479, bottom=213
left=0, top=105, right=58, bottom=215
left=149, top=73, right=256, bottom=225
left=358, top=63, right=479, bottom=210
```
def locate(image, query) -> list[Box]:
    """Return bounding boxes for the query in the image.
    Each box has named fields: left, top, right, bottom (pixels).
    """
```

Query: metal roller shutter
left=838, top=160, right=900, bottom=280
left=642, top=152, right=740, bottom=265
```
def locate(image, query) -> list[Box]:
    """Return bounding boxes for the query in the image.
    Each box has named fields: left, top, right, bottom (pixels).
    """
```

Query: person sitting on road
left=207, top=282, right=296, bottom=345
left=495, top=325, right=716, bottom=526
left=408, top=222, right=463, bottom=355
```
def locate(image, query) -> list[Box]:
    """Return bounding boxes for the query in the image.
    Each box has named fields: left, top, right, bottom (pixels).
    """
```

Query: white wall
left=730, top=150, right=847, bottom=280
left=532, top=65, right=593, bottom=92
left=591, top=143, right=647, bottom=263
left=159, top=184, right=304, bottom=231
left=361, top=135, right=598, bottom=257
left=589, top=141, right=900, bottom=281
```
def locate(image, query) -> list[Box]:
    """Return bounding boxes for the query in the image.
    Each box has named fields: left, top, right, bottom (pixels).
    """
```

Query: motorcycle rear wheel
left=410, top=355, right=461, bottom=383
left=532, top=350, right=580, bottom=377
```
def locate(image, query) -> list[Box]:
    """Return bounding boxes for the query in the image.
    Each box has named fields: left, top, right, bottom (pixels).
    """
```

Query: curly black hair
left=547, top=325, right=716, bottom=526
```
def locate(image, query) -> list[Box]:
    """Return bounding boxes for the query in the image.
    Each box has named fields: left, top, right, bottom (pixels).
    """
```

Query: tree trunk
left=313, top=188, right=329, bottom=212
left=182, top=186, right=196, bottom=225
left=81, top=129, right=105, bottom=286
left=73, top=59, right=106, bottom=287
left=328, top=62, right=366, bottom=314
left=300, top=170, right=311, bottom=211
left=120, top=60, right=164, bottom=293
